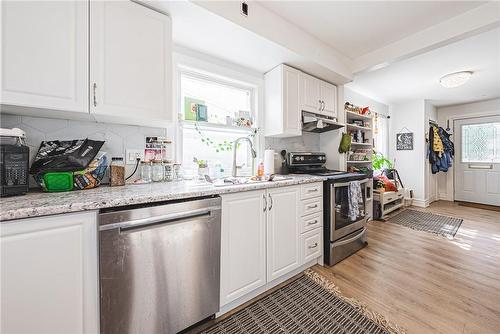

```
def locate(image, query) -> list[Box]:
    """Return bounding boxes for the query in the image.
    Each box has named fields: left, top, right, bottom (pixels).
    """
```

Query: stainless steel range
left=286, top=152, right=370, bottom=265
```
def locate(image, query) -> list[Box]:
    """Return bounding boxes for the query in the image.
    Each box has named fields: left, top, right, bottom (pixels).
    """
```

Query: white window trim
left=172, top=48, right=265, bottom=166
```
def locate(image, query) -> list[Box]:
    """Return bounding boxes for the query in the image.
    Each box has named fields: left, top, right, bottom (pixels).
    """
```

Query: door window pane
left=461, top=122, right=500, bottom=163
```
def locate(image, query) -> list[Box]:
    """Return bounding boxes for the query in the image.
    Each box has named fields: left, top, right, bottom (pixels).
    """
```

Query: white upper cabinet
left=300, top=72, right=337, bottom=118
left=90, top=1, right=172, bottom=126
left=1, top=212, right=99, bottom=334
left=266, top=186, right=301, bottom=281
left=320, top=80, right=337, bottom=118
left=264, top=64, right=301, bottom=137
left=1, top=1, right=89, bottom=114
left=299, top=72, right=322, bottom=114
left=220, top=190, right=267, bottom=306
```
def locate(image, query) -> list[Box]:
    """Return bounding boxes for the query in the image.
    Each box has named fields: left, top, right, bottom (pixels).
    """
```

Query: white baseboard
left=217, top=258, right=319, bottom=316
left=412, top=198, right=429, bottom=207
left=438, top=192, right=453, bottom=201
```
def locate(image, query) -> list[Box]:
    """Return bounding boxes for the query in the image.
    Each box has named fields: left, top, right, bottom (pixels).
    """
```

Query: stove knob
left=300, top=156, right=304, bottom=161
left=295, top=156, right=300, bottom=161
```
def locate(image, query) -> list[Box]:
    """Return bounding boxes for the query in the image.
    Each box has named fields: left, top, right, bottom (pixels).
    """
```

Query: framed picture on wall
left=396, top=132, right=414, bottom=150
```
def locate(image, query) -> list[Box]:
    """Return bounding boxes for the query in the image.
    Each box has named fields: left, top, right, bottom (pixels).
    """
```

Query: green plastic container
left=43, top=172, right=73, bottom=192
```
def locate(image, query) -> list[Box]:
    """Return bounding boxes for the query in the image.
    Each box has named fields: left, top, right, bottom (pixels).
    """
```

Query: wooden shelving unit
left=345, top=106, right=374, bottom=220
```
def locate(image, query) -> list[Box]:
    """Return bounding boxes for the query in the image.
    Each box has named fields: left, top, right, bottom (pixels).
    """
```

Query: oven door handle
left=333, top=227, right=366, bottom=246
left=333, top=178, right=370, bottom=188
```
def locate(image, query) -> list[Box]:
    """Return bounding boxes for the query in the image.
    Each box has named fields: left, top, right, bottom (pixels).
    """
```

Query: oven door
left=330, top=178, right=369, bottom=241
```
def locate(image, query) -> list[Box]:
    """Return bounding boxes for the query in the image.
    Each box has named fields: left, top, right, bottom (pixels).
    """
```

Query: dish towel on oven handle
left=348, top=180, right=363, bottom=221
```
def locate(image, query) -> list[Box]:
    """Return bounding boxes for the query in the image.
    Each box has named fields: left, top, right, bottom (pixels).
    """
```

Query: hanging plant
left=194, top=122, right=258, bottom=153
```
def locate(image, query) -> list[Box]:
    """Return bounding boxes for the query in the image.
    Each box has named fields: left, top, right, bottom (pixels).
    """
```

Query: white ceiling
left=147, top=0, right=352, bottom=83
left=258, top=1, right=486, bottom=59
left=346, top=28, right=500, bottom=106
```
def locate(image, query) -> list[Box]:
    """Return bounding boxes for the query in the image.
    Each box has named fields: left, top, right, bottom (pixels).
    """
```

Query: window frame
left=173, top=51, right=264, bottom=169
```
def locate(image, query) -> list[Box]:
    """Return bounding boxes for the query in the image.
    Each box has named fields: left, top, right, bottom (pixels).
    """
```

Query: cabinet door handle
left=93, top=83, right=97, bottom=107
left=308, top=188, right=318, bottom=193
left=308, top=242, right=318, bottom=249
left=263, top=194, right=267, bottom=212
left=268, top=194, right=273, bottom=211
left=318, top=99, right=322, bottom=110
left=307, top=204, right=318, bottom=209
left=321, top=101, right=325, bottom=111
left=307, top=220, right=318, bottom=225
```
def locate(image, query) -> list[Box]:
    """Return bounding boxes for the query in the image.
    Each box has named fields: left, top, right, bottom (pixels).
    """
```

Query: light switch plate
left=126, top=149, right=144, bottom=165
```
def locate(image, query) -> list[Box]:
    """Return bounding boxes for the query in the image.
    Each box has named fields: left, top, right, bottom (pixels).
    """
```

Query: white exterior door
left=320, top=81, right=337, bottom=118
left=300, top=73, right=321, bottom=114
left=1, top=0, right=88, bottom=114
left=266, top=186, right=300, bottom=281
left=454, top=116, right=500, bottom=206
left=0, top=212, right=99, bottom=334
left=220, top=190, right=267, bottom=306
left=90, top=1, right=172, bottom=126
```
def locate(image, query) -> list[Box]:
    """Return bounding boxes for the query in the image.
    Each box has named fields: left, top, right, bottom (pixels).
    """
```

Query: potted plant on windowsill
left=193, top=158, right=209, bottom=180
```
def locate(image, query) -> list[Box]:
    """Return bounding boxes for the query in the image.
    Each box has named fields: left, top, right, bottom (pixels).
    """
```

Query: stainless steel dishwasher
left=98, top=197, right=221, bottom=334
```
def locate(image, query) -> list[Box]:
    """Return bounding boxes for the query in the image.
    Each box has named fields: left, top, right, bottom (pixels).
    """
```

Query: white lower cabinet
left=0, top=211, right=99, bottom=334
left=220, top=190, right=267, bottom=306
left=266, top=186, right=300, bottom=281
left=220, top=183, right=323, bottom=309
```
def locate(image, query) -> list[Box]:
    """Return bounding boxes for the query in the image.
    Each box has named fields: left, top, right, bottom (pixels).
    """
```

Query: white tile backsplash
left=1, top=114, right=171, bottom=184
left=265, top=132, right=320, bottom=153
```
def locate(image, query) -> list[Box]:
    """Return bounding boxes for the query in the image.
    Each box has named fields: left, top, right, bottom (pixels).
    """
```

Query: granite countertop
left=0, top=175, right=325, bottom=221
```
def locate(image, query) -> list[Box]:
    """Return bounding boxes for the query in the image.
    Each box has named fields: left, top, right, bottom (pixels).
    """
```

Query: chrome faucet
left=232, top=137, right=257, bottom=177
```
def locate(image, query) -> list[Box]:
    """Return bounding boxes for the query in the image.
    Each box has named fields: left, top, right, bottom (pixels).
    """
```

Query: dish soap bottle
left=257, top=161, right=264, bottom=178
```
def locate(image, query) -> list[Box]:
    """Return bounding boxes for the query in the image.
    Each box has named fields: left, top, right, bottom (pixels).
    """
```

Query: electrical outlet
left=126, top=149, right=144, bottom=165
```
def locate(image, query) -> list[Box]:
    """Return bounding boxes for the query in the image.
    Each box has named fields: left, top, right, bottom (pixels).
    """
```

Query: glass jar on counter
left=110, top=157, right=125, bottom=186
left=164, top=163, right=173, bottom=182
left=152, top=161, right=164, bottom=182
left=140, top=161, right=152, bottom=183
left=173, top=163, right=182, bottom=181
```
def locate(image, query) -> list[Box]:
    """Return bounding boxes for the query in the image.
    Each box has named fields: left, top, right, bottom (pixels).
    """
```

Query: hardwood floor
left=314, top=200, right=500, bottom=334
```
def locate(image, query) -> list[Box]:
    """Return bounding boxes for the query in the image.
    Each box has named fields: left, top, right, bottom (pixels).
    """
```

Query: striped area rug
left=387, top=209, right=463, bottom=238
left=199, top=270, right=405, bottom=334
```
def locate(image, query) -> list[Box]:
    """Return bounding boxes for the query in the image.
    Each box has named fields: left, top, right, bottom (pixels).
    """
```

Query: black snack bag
left=30, top=139, right=105, bottom=174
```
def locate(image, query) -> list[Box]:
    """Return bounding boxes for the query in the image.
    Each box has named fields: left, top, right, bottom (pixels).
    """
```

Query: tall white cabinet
left=266, top=186, right=300, bottom=281
left=264, top=65, right=301, bottom=137
left=1, top=1, right=89, bottom=114
left=0, top=212, right=99, bottom=334
left=90, top=1, right=172, bottom=126
left=220, top=190, right=267, bottom=306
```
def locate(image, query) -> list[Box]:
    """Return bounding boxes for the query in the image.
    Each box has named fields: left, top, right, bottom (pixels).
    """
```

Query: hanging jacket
left=428, top=126, right=454, bottom=174
left=432, top=127, right=444, bottom=156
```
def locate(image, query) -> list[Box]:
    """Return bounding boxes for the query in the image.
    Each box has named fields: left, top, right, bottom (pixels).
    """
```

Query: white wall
left=436, top=98, right=500, bottom=200
left=424, top=101, right=438, bottom=203
left=389, top=100, right=427, bottom=205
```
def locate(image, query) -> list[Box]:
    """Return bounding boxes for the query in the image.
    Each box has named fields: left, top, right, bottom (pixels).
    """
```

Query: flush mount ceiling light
left=439, top=71, right=473, bottom=88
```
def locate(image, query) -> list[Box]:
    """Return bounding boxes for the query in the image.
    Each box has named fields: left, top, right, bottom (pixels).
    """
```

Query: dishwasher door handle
left=100, top=207, right=216, bottom=232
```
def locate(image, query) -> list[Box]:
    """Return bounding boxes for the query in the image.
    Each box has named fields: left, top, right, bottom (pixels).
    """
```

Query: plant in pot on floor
left=372, top=151, right=393, bottom=192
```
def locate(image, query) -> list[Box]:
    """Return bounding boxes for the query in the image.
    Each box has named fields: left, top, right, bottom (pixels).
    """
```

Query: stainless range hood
left=302, top=111, right=345, bottom=133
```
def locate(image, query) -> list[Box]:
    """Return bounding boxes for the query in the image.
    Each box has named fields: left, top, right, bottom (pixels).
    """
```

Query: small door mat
left=387, top=209, right=463, bottom=238
left=199, top=270, right=405, bottom=334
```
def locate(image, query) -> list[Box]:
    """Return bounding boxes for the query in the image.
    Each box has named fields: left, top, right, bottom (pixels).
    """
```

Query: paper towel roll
left=264, top=149, right=275, bottom=175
